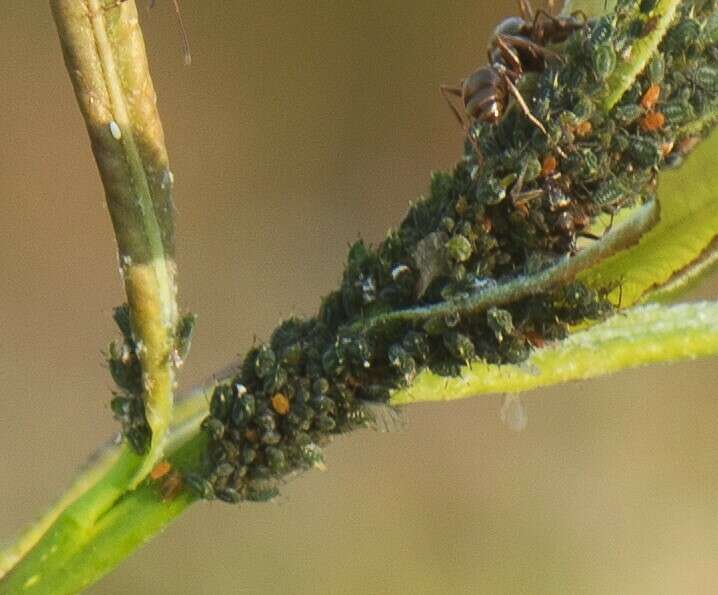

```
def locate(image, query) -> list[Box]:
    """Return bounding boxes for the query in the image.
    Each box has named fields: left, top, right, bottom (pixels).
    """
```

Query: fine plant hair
left=2, top=0, right=718, bottom=592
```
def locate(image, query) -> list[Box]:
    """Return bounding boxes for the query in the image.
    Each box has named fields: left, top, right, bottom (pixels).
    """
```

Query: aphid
left=541, top=154, right=558, bottom=176
left=270, top=393, right=290, bottom=415
left=173, top=312, right=197, bottom=366
left=441, top=0, right=585, bottom=133
left=694, top=65, right=718, bottom=93
left=159, top=469, right=183, bottom=501
left=640, top=83, right=661, bottom=110
left=150, top=460, right=172, bottom=480
left=627, top=135, right=662, bottom=167
left=639, top=111, right=665, bottom=132
left=575, top=120, right=592, bottom=137
left=115, top=0, right=192, bottom=65
left=661, top=100, right=695, bottom=125
left=592, top=43, right=617, bottom=80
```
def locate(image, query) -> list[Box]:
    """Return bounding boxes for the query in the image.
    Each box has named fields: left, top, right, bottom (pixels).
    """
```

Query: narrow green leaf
left=391, top=301, right=718, bottom=405
left=580, top=130, right=718, bottom=305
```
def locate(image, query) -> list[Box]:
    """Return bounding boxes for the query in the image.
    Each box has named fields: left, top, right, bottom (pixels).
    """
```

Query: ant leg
left=497, top=33, right=562, bottom=63
left=518, top=0, right=535, bottom=21
left=440, top=85, right=466, bottom=127
left=503, top=75, right=548, bottom=135
left=494, top=35, right=523, bottom=73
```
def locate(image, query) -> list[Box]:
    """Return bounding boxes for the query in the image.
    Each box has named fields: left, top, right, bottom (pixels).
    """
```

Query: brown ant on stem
left=441, top=0, right=586, bottom=134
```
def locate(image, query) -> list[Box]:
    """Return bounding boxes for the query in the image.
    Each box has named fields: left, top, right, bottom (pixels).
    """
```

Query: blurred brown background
left=1, top=1, right=718, bottom=593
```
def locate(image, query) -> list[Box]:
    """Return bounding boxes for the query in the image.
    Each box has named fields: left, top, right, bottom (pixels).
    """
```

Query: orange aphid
left=640, top=84, right=661, bottom=110
left=524, top=330, right=545, bottom=349
left=160, top=470, right=183, bottom=501
left=271, top=393, right=290, bottom=415
left=245, top=429, right=259, bottom=443
left=150, top=460, right=172, bottom=480
left=481, top=215, right=493, bottom=234
left=541, top=154, right=557, bottom=177
left=639, top=111, right=665, bottom=132
left=575, top=121, right=592, bottom=137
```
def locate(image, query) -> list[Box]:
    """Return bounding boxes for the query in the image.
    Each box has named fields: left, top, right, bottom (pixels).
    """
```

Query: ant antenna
left=149, top=0, right=192, bottom=65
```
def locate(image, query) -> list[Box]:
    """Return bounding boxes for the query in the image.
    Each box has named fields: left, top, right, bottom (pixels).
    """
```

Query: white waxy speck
left=109, top=121, right=122, bottom=140
left=500, top=394, right=528, bottom=433
left=236, top=383, right=248, bottom=396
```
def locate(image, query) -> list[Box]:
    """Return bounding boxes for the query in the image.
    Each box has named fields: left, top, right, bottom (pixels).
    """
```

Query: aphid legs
left=504, top=75, right=548, bottom=135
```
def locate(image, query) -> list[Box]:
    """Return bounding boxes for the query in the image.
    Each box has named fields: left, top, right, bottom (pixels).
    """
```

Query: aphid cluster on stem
left=181, top=0, right=718, bottom=503
left=108, top=304, right=196, bottom=454
left=108, top=304, right=151, bottom=454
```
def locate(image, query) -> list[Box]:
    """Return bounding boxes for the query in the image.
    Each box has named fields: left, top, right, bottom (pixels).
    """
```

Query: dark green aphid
left=665, top=18, right=702, bottom=52
left=486, top=307, right=515, bottom=343
left=216, top=488, right=242, bottom=504
left=254, top=344, right=277, bottom=379
left=261, top=430, right=282, bottom=446
left=613, top=104, right=643, bottom=126
left=445, top=234, right=473, bottom=263
left=588, top=16, right=614, bottom=45
left=112, top=304, right=133, bottom=340
left=662, top=100, right=696, bottom=125
left=126, top=425, right=150, bottom=455
left=246, top=484, right=279, bottom=503
left=110, top=395, right=133, bottom=418
left=315, top=413, right=336, bottom=432
left=704, top=12, right=718, bottom=43
left=174, top=312, right=197, bottom=364
left=593, top=179, right=627, bottom=207
left=231, top=391, right=256, bottom=426
left=592, top=44, right=617, bottom=80
left=647, top=54, right=665, bottom=84
left=108, top=343, right=143, bottom=395
left=402, top=331, right=429, bottom=361
left=572, top=96, right=596, bottom=122
left=443, top=332, right=475, bottom=362
left=627, top=135, right=662, bottom=167
left=476, top=175, right=506, bottom=205
left=200, top=416, right=225, bottom=440
left=210, top=386, right=231, bottom=420
left=694, top=65, right=718, bottom=93
left=639, top=0, right=657, bottom=13
left=184, top=473, right=215, bottom=500
left=321, top=345, right=345, bottom=377
left=388, top=344, right=417, bottom=384
left=265, top=446, right=287, bottom=472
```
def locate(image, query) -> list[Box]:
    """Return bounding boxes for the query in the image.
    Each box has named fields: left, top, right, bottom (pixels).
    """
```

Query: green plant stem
left=0, top=384, right=211, bottom=580
left=0, top=1, right=181, bottom=592
left=53, top=0, right=179, bottom=486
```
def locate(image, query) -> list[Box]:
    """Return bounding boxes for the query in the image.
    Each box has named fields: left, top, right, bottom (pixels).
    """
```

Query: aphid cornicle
left=441, top=0, right=585, bottom=133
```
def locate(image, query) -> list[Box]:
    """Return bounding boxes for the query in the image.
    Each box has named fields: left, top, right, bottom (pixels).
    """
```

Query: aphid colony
left=108, top=305, right=196, bottom=454
left=110, top=0, right=718, bottom=503
left=462, top=0, right=718, bottom=268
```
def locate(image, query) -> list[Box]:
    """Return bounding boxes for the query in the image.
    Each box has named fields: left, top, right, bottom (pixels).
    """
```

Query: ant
left=441, top=0, right=586, bottom=134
